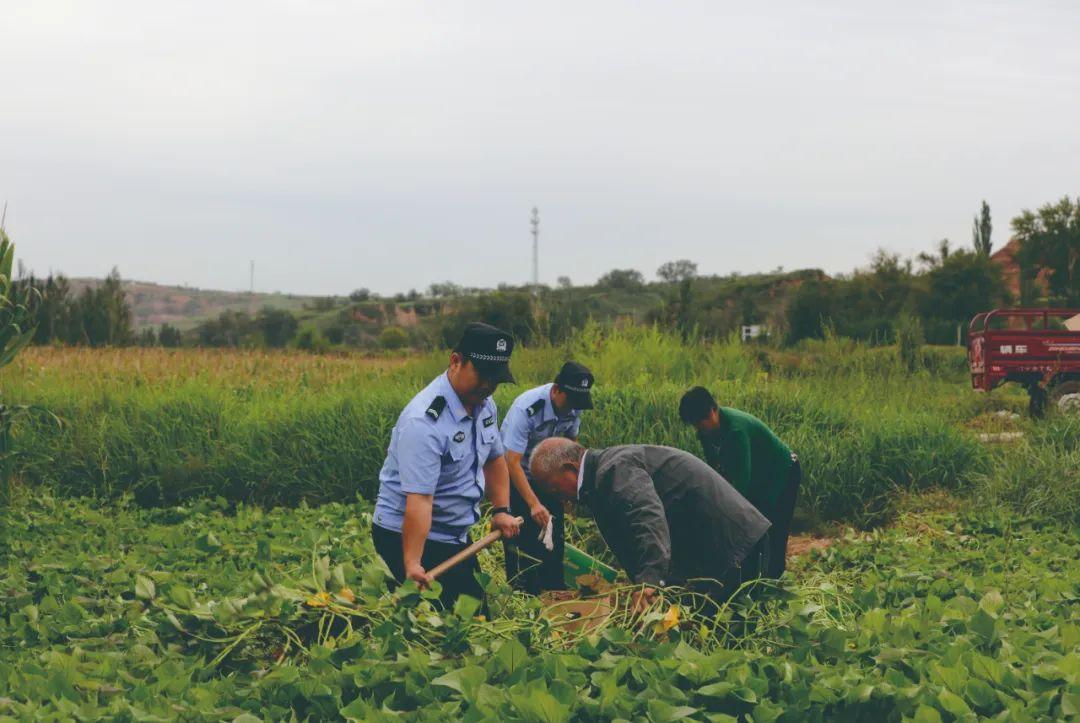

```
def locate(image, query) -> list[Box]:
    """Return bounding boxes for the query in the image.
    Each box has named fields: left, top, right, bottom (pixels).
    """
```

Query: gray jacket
left=580, top=445, right=771, bottom=586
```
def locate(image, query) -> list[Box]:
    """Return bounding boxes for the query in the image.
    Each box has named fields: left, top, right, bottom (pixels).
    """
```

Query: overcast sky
left=2, top=1, right=1079, bottom=295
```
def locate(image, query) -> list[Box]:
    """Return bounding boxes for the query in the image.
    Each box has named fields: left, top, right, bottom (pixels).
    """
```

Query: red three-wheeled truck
left=968, top=308, right=1080, bottom=417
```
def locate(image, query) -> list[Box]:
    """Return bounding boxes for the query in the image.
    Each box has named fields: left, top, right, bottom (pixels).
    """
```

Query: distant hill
left=66, top=279, right=330, bottom=331
left=66, top=269, right=825, bottom=348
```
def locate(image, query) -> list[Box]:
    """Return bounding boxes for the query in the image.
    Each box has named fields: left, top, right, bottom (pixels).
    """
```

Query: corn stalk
left=0, top=228, right=46, bottom=501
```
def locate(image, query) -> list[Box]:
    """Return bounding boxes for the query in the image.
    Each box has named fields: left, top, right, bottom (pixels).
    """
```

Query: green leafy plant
left=1, top=495, right=1076, bottom=719
left=0, top=229, right=58, bottom=501
left=0, top=230, right=37, bottom=368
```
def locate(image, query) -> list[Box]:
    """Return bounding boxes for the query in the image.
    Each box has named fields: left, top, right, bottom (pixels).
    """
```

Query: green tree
left=323, top=322, right=346, bottom=345
left=840, top=251, right=917, bottom=342
left=739, top=295, right=760, bottom=326
left=918, top=239, right=951, bottom=269
left=197, top=311, right=254, bottom=347
left=102, top=269, right=133, bottom=344
left=785, top=278, right=835, bottom=343
left=69, top=269, right=134, bottom=346
left=440, top=291, right=536, bottom=348
left=255, top=307, right=299, bottom=348
left=785, top=251, right=919, bottom=345
left=544, top=285, right=588, bottom=344
left=296, top=328, right=330, bottom=353
left=18, top=274, right=73, bottom=344
left=656, top=260, right=698, bottom=283
left=597, top=268, right=645, bottom=290
left=428, top=282, right=463, bottom=298
left=1013, top=197, right=1080, bottom=305
left=651, top=277, right=698, bottom=340
left=919, top=250, right=1008, bottom=343
left=973, top=200, right=993, bottom=256
left=158, top=323, right=183, bottom=347
left=136, top=327, right=158, bottom=346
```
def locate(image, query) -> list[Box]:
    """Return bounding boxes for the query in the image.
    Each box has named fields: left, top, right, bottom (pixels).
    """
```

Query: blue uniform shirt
left=500, top=383, right=582, bottom=481
left=374, top=372, right=506, bottom=543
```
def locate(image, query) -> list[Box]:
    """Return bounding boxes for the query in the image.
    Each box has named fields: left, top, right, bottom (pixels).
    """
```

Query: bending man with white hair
left=529, top=437, right=772, bottom=603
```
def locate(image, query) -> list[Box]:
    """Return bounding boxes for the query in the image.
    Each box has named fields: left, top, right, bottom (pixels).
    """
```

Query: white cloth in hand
left=539, top=517, right=554, bottom=552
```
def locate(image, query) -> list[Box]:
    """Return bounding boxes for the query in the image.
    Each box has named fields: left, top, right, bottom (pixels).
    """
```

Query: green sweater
left=697, top=407, right=793, bottom=513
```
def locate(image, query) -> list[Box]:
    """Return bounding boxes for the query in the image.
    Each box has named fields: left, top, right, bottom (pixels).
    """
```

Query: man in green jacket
left=678, top=386, right=801, bottom=578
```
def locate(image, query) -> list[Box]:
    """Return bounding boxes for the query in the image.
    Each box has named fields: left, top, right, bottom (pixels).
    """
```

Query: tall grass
left=974, top=416, right=1080, bottom=522
left=1, top=328, right=1068, bottom=524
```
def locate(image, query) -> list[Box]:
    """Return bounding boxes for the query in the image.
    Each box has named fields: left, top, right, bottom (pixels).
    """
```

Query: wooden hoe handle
left=428, top=517, right=524, bottom=581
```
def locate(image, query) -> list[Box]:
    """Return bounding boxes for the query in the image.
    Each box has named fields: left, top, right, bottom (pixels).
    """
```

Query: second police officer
left=500, top=361, right=596, bottom=594
left=372, top=322, right=523, bottom=610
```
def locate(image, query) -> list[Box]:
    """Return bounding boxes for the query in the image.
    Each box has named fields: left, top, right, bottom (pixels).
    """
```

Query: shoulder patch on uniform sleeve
left=426, top=396, right=447, bottom=421
left=527, top=398, right=545, bottom=417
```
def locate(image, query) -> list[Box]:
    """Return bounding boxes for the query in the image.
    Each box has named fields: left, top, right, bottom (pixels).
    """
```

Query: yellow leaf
left=337, top=587, right=356, bottom=603
left=305, top=591, right=332, bottom=607
left=656, top=605, right=680, bottom=634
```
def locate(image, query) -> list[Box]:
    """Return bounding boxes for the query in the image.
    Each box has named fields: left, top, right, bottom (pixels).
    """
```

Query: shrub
left=379, top=326, right=409, bottom=350
left=896, top=313, right=924, bottom=372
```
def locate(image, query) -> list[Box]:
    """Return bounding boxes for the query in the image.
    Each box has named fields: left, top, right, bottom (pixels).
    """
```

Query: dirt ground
left=786, top=534, right=833, bottom=560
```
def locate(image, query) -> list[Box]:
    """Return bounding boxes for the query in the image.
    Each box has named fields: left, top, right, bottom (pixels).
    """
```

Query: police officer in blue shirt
left=500, top=361, right=595, bottom=593
left=373, top=322, right=523, bottom=609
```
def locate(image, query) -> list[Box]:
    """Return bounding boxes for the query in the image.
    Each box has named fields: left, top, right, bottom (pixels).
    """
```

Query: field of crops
left=3, top=328, right=1077, bottom=524
left=2, top=495, right=1077, bottom=719
left=2, top=329, right=1079, bottom=719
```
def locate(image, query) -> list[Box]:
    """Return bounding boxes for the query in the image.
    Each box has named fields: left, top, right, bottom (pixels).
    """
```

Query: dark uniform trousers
left=765, top=454, right=802, bottom=579
left=372, top=524, right=487, bottom=614
left=505, top=482, right=566, bottom=594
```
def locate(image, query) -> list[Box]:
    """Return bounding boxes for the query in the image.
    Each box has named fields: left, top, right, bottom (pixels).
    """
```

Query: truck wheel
left=1028, top=386, right=1048, bottom=419
left=1050, top=380, right=1080, bottom=414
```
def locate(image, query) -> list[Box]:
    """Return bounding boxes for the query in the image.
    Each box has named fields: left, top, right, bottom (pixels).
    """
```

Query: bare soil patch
left=787, top=534, right=833, bottom=560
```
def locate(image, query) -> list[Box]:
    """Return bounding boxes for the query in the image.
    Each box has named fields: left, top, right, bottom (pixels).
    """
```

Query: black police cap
left=455, top=322, right=516, bottom=383
left=554, top=361, right=595, bottom=409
